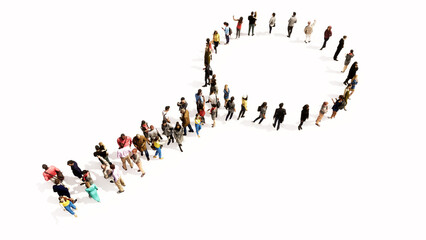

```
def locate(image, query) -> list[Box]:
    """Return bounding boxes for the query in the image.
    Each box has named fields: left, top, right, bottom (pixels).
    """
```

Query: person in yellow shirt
left=153, top=137, right=163, bottom=159
left=238, top=95, right=248, bottom=120
left=59, top=196, right=77, bottom=217
left=194, top=114, right=202, bottom=137
left=213, top=31, right=220, bottom=54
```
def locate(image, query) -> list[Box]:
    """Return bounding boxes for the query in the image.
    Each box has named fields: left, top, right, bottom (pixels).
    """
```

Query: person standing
left=349, top=75, right=358, bottom=98
left=162, top=106, right=171, bottom=123
left=342, top=50, right=355, bottom=72
left=210, top=76, right=218, bottom=95
left=203, top=44, right=212, bottom=87
left=59, top=196, right=78, bottom=217
left=237, top=95, right=248, bottom=120
left=213, top=31, right=220, bottom=54
left=298, top=104, right=310, bottom=130
left=253, top=102, right=268, bottom=124
left=287, top=12, right=297, bottom=38
left=180, top=108, right=194, bottom=135
left=248, top=12, right=256, bottom=36
left=161, top=120, right=175, bottom=145
left=233, top=16, right=243, bottom=38
left=94, top=144, right=111, bottom=165
left=225, top=96, right=236, bottom=121
left=173, top=122, right=184, bottom=152
left=269, top=13, right=276, bottom=34
left=85, top=182, right=100, bottom=202
left=133, top=134, right=150, bottom=161
left=52, top=179, right=73, bottom=199
left=333, top=35, right=347, bottom=61
left=272, top=103, right=286, bottom=130
left=129, top=148, right=146, bottom=177
left=152, top=137, right=163, bottom=159
left=177, top=97, right=188, bottom=111
left=67, top=160, right=83, bottom=179
left=343, top=62, right=358, bottom=85
left=223, top=84, right=230, bottom=108
left=304, top=20, right=316, bottom=43
left=81, top=170, right=94, bottom=185
left=222, top=22, right=230, bottom=45
left=315, top=102, right=329, bottom=127
left=42, top=164, right=64, bottom=182
left=110, top=164, right=126, bottom=193
left=208, top=104, right=218, bottom=127
left=329, top=95, right=345, bottom=119
left=97, top=156, right=114, bottom=183
left=194, top=114, right=202, bottom=137
left=117, top=133, right=133, bottom=171
left=140, top=120, right=150, bottom=138
left=320, top=26, right=332, bottom=50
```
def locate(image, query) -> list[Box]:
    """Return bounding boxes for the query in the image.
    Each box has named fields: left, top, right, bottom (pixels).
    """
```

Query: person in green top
left=85, top=182, right=100, bottom=202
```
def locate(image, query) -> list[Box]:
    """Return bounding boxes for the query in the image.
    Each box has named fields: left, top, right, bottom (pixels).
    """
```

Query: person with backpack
left=233, top=16, right=243, bottom=38
left=298, top=104, right=310, bottom=130
left=194, top=114, right=202, bottom=137
left=67, top=160, right=83, bottom=179
left=42, top=164, right=64, bottom=182
left=329, top=95, right=345, bottom=119
left=222, top=22, right=231, bottom=44
left=344, top=62, right=358, bottom=85
left=225, top=96, right=236, bottom=121
left=269, top=13, right=276, bottom=34
left=253, top=102, right=267, bottom=124
left=59, top=196, right=78, bottom=217
left=248, top=12, right=256, bottom=36
left=85, top=182, right=100, bottom=202
left=315, top=102, right=329, bottom=127
left=237, top=95, right=248, bottom=120
left=213, top=31, right=220, bottom=54
left=223, top=84, right=230, bottom=108
left=272, top=103, right=286, bottom=130
left=173, top=122, right=184, bottom=152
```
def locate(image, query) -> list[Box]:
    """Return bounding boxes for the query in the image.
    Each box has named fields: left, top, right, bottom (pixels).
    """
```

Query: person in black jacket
left=52, top=179, right=73, bottom=199
left=333, top=35, right=347, bottom=61
left=298, top=104, right=310, bottom=130
left=272, top=103, right=286, bottom=131
left=67, top=160, right=83, bottom=179
left=248, top=12, right=256, bottom=36
left=343, top=62, right=358, bottom=85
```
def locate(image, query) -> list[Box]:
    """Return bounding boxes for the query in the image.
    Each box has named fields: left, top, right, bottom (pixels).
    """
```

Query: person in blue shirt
left=222, top=22, right=230, bottom=44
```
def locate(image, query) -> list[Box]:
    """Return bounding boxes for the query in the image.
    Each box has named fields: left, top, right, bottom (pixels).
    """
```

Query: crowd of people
left=42, top=10, right=359, bottom=217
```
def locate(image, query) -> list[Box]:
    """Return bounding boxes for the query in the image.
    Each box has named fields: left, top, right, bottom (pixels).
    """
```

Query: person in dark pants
left=343, top=61, right=358, bottom=85
left=298, top=104, right=310, bottom=130
left=272, top=103, right=287, bottom=130
left=333, top=35, right=347, bottom=60
left=287, top=12, right=297, bottom=37
left=320, top=26, right=332, bottom=50
left=253, top=102, right=267, bottom=124
left=203, top=45, right=212, bottom=87
left=237, top=95, right=248, bottom=120
left=52, top=179, right=73, bottom=199
left=67, top=160, right=82, bottom=179
left=248, top=12, right=256, bottom=36
left=225, top=96, right=236, bottom=121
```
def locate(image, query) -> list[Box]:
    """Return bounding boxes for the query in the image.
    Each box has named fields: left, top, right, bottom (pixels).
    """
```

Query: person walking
left=59, top=196, right=78, bottom=217
left=161, top=120, right=175, bottom=145
left=320, top=26, right=332, bottom=50
left=349, top=75, right=358, bottom=98
left=342, top=49, right=355, bottom=72
left=213, top=30, right=220, bottom=54
left=152, top=137, right=163, bottom=159
left=269, top=13, right=276, bottom=34
left=147, top=125, right=163, bottom=142
left=42, top=164, right=64, bottom=182
left=81, top=170, right=94, bottom=185
left=253, top=102, right=267, bottom=124
left=208, top=104, right=218, bottom=127
left=180, top=108, right=194, bottom=135
left=248, top=11, right=256, bottom=36
left=333, top=35, right=347, bottom=61
left=194, top=114, right=202, bottom=137
left=287, top=12, right=297, bottom=38
left=225, top=96, right=236, bottom=121
left=237, top=95, right=248, bottom=120
left=223, top=84, right=230, bottom=107
left=117, top=133, right=133, bottom=171
left=315, top=102, right=329, bottom=126
left=97, top=156, right=114, bottom=183
left=162, top=106, right=171, bottom=123
left=298, top=104, right=310, bottom=130
left=177, top=97, right=188, bottom=111
left=129, top=148, right=146, bottom=177
left=203, top=44, right=212, bottom=87
left=140, top=120, right=150, bottom=138
left=343, top=62, right=358, bottom=85
left=233, top=16, right=243, bottom=38
left=222, top=22, right=230, bottom=44
left=85, top=182, right=100, bottom=202
left=173, top=122, right=184, bottom=152
left=272, top=103, right=286, bottom=130
left=210, top=75, right=218, bottom=95
left=52, top=179, right=74, bottom=199
left=94, top=144, right=111, bottom=165
left=110, top=164, right=126, bottom=193
left=133, top=134, right=150, bottom=161
left=304, top=20, right=316, bottom=43
left=67, top=160, right=83, bottom=179
left=329, top=95, right=345, bottom=119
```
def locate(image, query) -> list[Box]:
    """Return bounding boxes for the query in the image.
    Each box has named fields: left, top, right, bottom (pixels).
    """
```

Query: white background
left=0, top=0, right=424, bottom=239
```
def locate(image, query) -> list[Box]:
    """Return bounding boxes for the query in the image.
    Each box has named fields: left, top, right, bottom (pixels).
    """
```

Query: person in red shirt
left=320, top=26, right=332, bottom=50
left=42, top=164, right=64, bottom=182
left=117, top=134, right=133, bottom=170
